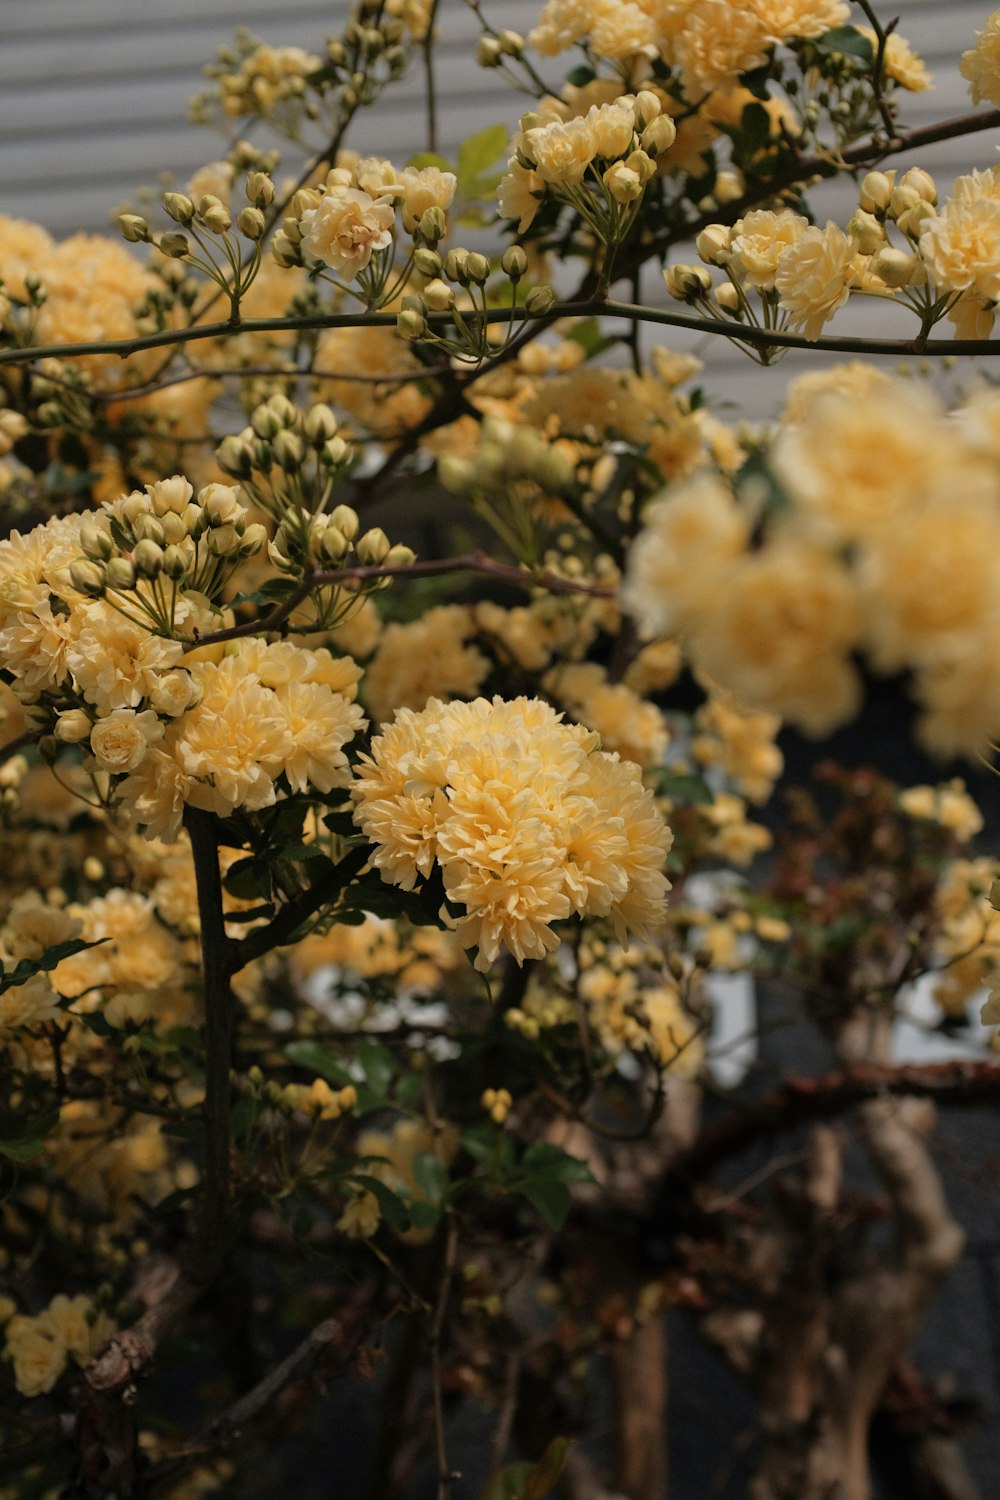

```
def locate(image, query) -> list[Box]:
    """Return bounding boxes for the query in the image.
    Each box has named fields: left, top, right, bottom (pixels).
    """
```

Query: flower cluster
left=3, top=1294, right=115, bottom=1399
left=351, top=696, right=672, bottom=969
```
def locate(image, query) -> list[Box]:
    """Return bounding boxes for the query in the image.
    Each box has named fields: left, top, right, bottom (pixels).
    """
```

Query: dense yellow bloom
left=545, top=661, right=670, bottom=771
left=961, top=10, right=1000, bottom=107
left=749, top=0, right=848, bottom=41
left=4, top=1294, right=114, bottom=1398
left=671, top=1, right=772, bottom=96
left=363, top=606, right=490, bottom=724
left=774, top=222, right=854, bottom=339
left=299, top=187, right=395, bottom=279
left=352, top=697, right=672, bottom=969
left=920, top=191, right=1000, bottom=303
left=727, top=209, right=808, bottom=291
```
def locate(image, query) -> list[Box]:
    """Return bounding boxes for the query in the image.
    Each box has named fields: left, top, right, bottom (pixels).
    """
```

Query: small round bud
left=331, top=505, right=359, bottom=541
left=422, top=278, right=455, bottom=312
left=872, top=247, right=919, bottom=289
left=273, top=430, right=303, bottom=470
left=105, top=557, right=137, bottom=591
left=304, top=404, right=338, bottom=444
left=159, top=231, right=190, bottom=259
left=465, top=255, right=491, bottom=286
left=847, top=209, right=884, bottom=255
left=695, top=223, right=731, bottom=265
left=80, top=522, right=113, bottom=561
left=197, top=195, right=232, bottom=233
left=418, top=205, right=448, bottom=244
left=383, top=543, right=416, bottom=569
left=217, top=434, right=254, bottom=477
left=500, top=245, right=528, bottom=280
left=162, top=544, right=190, bottom=580
left=664, top=263, right=712, bottom=301
left=70, top=558, right=107, bottom=597
left=476, top=36, right=502, bottom=67
left=246, top=171, right=275, bottom=207
left=163, top=193, right=195, bottom=224
left=498, top=29, right=524, bottom=55
left=900, top=167, right=937, bottom=205
left=641, top=115, right=676, bottom=156
left=132, top=539, right=164, bottom=578
left=272, top=232, right=303, bottom=268
left=412, top=247, right=443, bottom=279
left=634, top=89, right=662, bottom=127
left=118, top=214, right=150, bottom=243
left=252, top=404, right=284, bottom=440
left=319, top=525, right=350, bottom=563
left=523, top=284, right=556, bottom=316
left=205, top=523, right=241, bottom=557
left=356, top=527, right=390, bottom=565
left=443, top=247, right=469, bottom=282
left=397, top=308, right=427, bottom=340
left=160, top=511, right=187, bottom=546
left=237, top=207, right=266, bottom=240
left=714, top=282, right=744, bottom=316
left=54, top=709, right=92, bottom=744
left=859, top=170, right=894, bottom=213
left=322, top=435, right=349, bottom=467
left=240, top=523, right=268, bottom=556
left=133, top=514, right=165, bottom=546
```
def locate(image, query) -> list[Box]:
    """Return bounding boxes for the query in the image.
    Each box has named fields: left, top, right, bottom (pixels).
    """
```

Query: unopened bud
left=412, top=247, right=442, bottom=279
left=163, top=193, right=195, bottom=224
left=443, top=247, right=469, bottom=282
left=847, top=209, right=884, bottom=255
left=397, top=308, right=427, bottom=340
left=872, top=247, right=919, bottom=288
left=303, top=404, right=338, bottom=446
left=331, top=504, right=359, bottom=541
left=205, top=523, right=240, bottom=557
left=54, top=710, right=92, bottom=744
left=240, top=523, right=268, bottom=556
left=501, top=245, right=528, bottom=280
left=272, top=232, right=302, bottom=268
left=162, top=544, right=190, bottom=580
left=322, top=436, right=348, bottom=467
left=198, top=195, right=231, bottom=233
left=641, top=115, right=676, bottom=156
left=273, top=431, right=304, bottom=470
left=664, top=263, right=712, bottom=301
left=70, top=559, right=106, bottom=597
left=246, top=171, right=275, bottom=207
left=132, top=539, right=164, bottom=578
left=466, top=252, right=496, bottom=284
left=159, top=231, right=190, bottom=259
left=900, top=167, right=937, bottom=205
left=320, top=525, right=350, bottom=563
left=859, top=169, right=895, bottom=213
left=105, top=557, right=137, bottom=591
left=418, top=206, right=447, bottom=244
left=80, top=523, right=112, bottom=561
left=216, top=434, right=254, bottom=478
left=383, top=543, right=416, bottom=569
left=118, top=214, right=150, bottom=243
left=422, top=278, right=455, bottom=311
left=476, top=36, right=503, bottom=67
left=237, top=206, right=266, bottom=240
left=696, top=223, right=730, bottom=265
left=523, top=284, right=556, bottom=316
left=356, top=527, right=390, bottom=565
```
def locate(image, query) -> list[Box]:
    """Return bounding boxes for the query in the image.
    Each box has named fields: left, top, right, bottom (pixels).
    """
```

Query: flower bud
left=118, top=214, right=150, bottom=243
left=900, top=167, right=936, bottom=205
left=714, top=282, right=744, bottom=316
left=237, top=206, right=266, bottom=240
left=477, top=36, right=503, bottom=66
left=713, top=170, right=743, bottom=205
left=205, top=524, right=240, bottom=557
left=397, top=308, right=427, bottom=340
left=501, top=245, right=528, bottom=280
left=246, top=171, right=275, bottom=207
left=331, top=504, right=359, bottom=541
left=872, top=247, right=919, bottom=288
left=271, top=431, right=302, bottom=471
left=641, top=115, right=676, bottom=156
left=304, top=404, right=339, bottom=445
left=322, top=436, right=349, bottom=467
left=498, top=29, right=524, bottom=55
left=859, top=169, right=895, bottom=213
left=159, top=231, right=190, bottom=259
left=634, top=90, right=661, bottom=126
left=70, top=558, right=107, bottom=597
left=418, top=206, right=447, bottom=243
left=55, top=709, right=93, bottom=743
left=523, top=285, right=556, bottom=316
left=201, top=483, right=243, bottom=525
left=272, top=232, right=303, bottom=268
left=383, top=543, right=416, bottom=568
left=132, top=539, right=164, bottom=578
left=422, top=277, right=455, bottom=311
left=198, top=195, right=231, bottom=233
left=412, top=247, right=443, bottom=279
left=356, top=527, right=390, bottom=565
left=162, top=544, right=190, bottom=580
left=895, top=202, right=936, bottom=240
left=664, top=263, right=712, bottom=301
left=888, top=184, right=921, bottom=220
left=105, top=557, right=137, bottom=591
left=847, top=209, right=884, bottom=255
left=216, top=434, right=253, bottom=478
left=184, top=504, right=206, bottom=537
left=465, top=251, right=492, bottom=284
left=133, top=514, right=165, bottom=546
left=443, top=248, right=469, bottom=282
left=160, top=511, right=187, bottom=545
left=603, top=161, right=643, bottom=205
left=163, top=193, right=195, bottom=224
left=80, top=522, right=113, bottom=561
left=240, top=523, right=268, bottom=556
left=696, top=223, right=731, bottom=265
left=319, top=525, right=350, bottom=563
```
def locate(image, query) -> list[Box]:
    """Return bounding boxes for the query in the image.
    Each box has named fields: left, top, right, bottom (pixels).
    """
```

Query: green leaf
left=411, top=1149, right=448, bottom=1206
left=657, top=770, right=715, bottom=806
left=356, top=1039, right=395, bottom=1101
left=229, top=577, right=301, bottom=608
left=457, top=123, right=509, bottom=200
left=520, top=1178, right=570, bottom=1230
left=0, top=1137, right=45, bottom=1162
left=520, top=1142, right=594, bottom=1185
left=814, top=25, right=874, bottom=64
left=564, top=317, right=619, bottom=360
left=483, top=1463, right=535, bottom=1500
left=525, top=1438, right=570, bottom=1499
left=565, top=65, right=595, bottom=88
left=0, top=936, right=107, bottom=994
left=738, top=101, right=771, bottom=156
left=284, top=1040, right=354, bottom=1088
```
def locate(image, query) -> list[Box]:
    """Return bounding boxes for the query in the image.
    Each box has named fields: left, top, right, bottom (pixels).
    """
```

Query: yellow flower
left=174, top=658, right=292, bottom=817
left=728, top=209, right=809, bottom=291
left=671, top=1, right=772, bottom=97
left=89, top=707, right=164, bottom=774
left=4, top=1318, right=67, bottom=1398
left=397, top=165, right=457, bottom=231
left=67, top=603, right=184, bottom=713
left=961, top=10, right=1000, bottom=107
left=774, top=222, right=854, bottom=339
left=523, top=116, right=596, bottom=186
left=748, top=0, right=848, bottom=42
left=0, top=972, right=63, bottom=1032
left=363, top=606, right=489, bottom=724
left=352, top=697, right=671, bottom=969
left=529, top=0, right=604, bottom=54
left=920, top=194, right=1000, bottom=303
left=498, top=157, right=546, bottom=233
left=299, top=187, right=395, bottom=279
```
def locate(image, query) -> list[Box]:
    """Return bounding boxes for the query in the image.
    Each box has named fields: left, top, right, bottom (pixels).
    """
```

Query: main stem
left=184, top=807, right=237, bottom=1273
